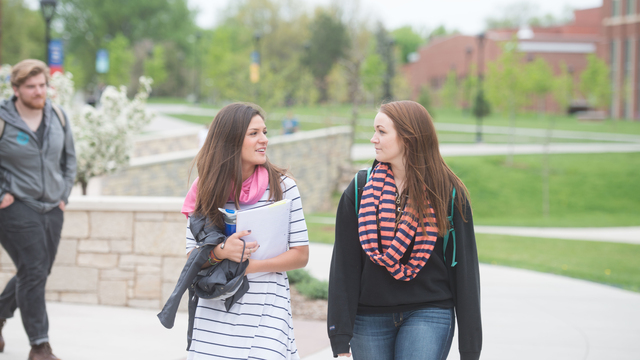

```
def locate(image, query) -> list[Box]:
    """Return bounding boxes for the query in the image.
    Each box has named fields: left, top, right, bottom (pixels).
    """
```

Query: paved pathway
left=352, top=142, right=640, bottom=160
left=302, top=243, right=640, bottom=360
left=0, top=243, right=637, bottom=360
left=475, top=225, right=640, bottom=244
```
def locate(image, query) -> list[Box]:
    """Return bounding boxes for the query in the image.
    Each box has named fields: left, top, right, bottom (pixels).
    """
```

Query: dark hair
left=192, top=102, right=288, bottom=228
left=379, top=100, right=470, bottom=236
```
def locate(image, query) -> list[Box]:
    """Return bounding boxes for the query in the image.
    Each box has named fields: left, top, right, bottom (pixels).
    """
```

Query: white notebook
left=236, top=199, right=292, bottom=261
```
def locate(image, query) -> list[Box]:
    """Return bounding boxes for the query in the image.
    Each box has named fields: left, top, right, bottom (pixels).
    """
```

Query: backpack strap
left=443, top=188, right=458, bottom=267
left=51, top=103, right=66, bottom=129
left=0, top=104, right=65, bottom=140
left=354, top=167, right=372, bottom=215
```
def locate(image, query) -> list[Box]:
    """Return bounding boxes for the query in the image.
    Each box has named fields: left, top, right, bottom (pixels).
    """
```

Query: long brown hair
left=192, top=102, right=287, bottom=228
left=379, top=100, right=470, bottom=236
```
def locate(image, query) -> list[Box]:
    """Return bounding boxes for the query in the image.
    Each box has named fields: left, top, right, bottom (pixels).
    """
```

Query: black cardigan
left=327, top=177, right=482, bottom=359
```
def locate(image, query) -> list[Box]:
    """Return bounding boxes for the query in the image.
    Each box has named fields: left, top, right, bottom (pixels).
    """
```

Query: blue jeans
left=0, top=200, right=63, bottom=345
left=351, top=307, right=455, bottom=360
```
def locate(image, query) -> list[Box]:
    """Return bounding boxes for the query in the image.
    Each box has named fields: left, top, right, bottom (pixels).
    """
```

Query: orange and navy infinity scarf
left=358, top=163, right=438, bottom=281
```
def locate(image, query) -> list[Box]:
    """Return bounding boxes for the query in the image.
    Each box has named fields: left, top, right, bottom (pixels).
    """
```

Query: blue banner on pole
left=96, top=49, right=109, bottom=74
left=48, top=39, right=64, bottom=67
left=251, top=51, right=260, bottom=65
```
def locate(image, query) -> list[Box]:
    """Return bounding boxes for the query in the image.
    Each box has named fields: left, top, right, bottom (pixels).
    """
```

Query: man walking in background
left=0, top=59, right=76, bottom=360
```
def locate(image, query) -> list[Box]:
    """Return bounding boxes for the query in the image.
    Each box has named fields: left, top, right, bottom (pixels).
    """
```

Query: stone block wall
left=133, top=128, right=201, bottom=158
left=100, top=126, right=352, bottom=213
left=0, top=197, right=190, bottom=311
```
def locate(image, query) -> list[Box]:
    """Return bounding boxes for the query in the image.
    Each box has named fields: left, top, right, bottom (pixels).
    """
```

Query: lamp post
left=40, top=0, right=58, bottom=64
left=195, top=31, right=202, bottom=103
left=474, top=32, right=486, bottom=143
left=251, top=33, right=261, bottom=101
left=383, top=38, right=396, bottom=101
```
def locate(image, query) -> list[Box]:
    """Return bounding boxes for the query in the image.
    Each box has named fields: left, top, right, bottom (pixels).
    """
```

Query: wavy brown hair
left=379, top=100, right=470, bottom=236
left=192, top=102, right=287, bottom=228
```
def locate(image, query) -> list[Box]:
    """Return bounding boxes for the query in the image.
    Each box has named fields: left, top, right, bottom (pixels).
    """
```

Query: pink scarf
left=181, top=166, right=269, bottom=217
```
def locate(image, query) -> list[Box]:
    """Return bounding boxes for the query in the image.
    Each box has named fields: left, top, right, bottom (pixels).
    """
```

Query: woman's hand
left=214, top=230, right=259, bottom=263
left=338, top=353, right=351, bottom=357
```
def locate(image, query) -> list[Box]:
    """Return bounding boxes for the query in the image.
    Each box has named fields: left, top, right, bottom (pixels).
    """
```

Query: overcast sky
left=187, top=0, right=603, bottom=35
left=25, top=0, right=603, bottom=36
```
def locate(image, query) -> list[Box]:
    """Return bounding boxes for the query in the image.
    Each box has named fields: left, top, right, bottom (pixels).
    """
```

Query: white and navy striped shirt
left=185, top=176, right=308, bottom=360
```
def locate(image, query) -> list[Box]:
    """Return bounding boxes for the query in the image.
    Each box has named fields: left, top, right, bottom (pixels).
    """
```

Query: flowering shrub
left=0, top=65, right=154, bottom=194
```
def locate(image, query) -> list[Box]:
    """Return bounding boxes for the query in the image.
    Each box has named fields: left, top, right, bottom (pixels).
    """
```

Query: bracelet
left=209, top=249, right=223, bottom=263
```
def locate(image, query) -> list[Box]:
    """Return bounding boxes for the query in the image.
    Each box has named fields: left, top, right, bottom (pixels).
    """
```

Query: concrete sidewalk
left=475, top=225, right=640, bottom=244
left=352, top=142, right=640, bottom=160
left=0, top=245, right=637, bottom=360
left=303, top=243, right=640, bottom=360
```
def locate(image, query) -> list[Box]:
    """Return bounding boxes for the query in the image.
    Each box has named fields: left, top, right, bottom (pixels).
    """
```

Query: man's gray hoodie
left=0, top=97, right=77, bottom=213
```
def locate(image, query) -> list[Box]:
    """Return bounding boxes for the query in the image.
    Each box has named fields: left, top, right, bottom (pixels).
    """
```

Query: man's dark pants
left=0, top=200, right=63, bottom=345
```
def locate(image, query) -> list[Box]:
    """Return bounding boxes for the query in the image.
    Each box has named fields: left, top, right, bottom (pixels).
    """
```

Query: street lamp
left=473, top=32, right=487, bottom=143
left=383, top=38, right=396, bottom=101
left=195, top=31, right=202, bottom=103
left=251, top=33, right=261, bottom=101
left=40, top=0, right=58, bottom=64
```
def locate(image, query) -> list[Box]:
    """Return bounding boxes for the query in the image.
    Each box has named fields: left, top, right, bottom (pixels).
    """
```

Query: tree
left=333, top=0, right=373, bottom=162
left=579, top=54, right=611, bottom=110
left=143, top=45, right=168, bottom=87
left=1, top=0, right=46, bottom=64
left=428, top=25, right=458, bottom=40
left=524, top=57, right=555, bottom=219
left=302, top=10, right=349, bottom=103
left=375, top=24, right=396, bottom=101
left=57, top=0, right=196, bottom=90
left=103, top=33, right=135, bottom=87
left=462, top=65, right=478, bottom=112
left=360, top=53, right=385, bottom=101
left=526, top=57, right=554, bottom=113
left=553, top=62, right=574, bottom=114
left=485, top=2, right=573, bottom=29
left=418, top=86, right=436, bottom=118
left=485, top=40, right=530, bottom=165
left=440, top=70, right=459, bottom=109
left=391, top=26, right=425, bottom=64
left=472, top=89, right=490, bottom=119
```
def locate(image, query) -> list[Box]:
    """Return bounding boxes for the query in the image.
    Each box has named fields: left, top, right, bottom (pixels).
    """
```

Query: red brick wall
left=402, top=6, right=606, bottom=116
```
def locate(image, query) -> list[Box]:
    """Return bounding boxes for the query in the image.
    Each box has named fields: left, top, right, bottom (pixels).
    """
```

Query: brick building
left=402, top=6, right=606, bottom=115
left=603, top=0, right=640, bottom=119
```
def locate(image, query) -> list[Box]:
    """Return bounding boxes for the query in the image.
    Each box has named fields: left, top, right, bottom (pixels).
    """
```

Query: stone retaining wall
left=101, top=126, right=352, bottom=213
left=133, top=128, right=201, bottom=158
left=0, top=197, right=190, bottom=311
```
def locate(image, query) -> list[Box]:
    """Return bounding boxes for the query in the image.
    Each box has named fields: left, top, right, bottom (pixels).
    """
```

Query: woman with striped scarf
left=328, top=101, right=482, bottom=360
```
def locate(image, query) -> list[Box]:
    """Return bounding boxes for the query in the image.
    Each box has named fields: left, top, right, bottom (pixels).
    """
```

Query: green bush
left=287, top=268, right=313, bottom=284
left=287, top=268, right=328, bottom=300
left=295, top=278, right=329, bottom=300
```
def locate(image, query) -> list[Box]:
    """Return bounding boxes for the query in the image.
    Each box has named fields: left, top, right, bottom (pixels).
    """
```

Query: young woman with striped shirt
left=328, top=101, right=482, bottom=360
left=182, top=102, right=309, bottom=359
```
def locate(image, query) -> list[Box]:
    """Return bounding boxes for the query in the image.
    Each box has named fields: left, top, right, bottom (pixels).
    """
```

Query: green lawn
left=476, top=234, right=640, bottom=292
left=446, top=153, right=640, bottom=227
left=147, top=96, right=193, bottom=104
left=435, top=131, right=617, bottom=144
left=432, top=108, right=640, bottom=136
left=159, top=102, right=640, bottom=139
left=305, top=221, right=640, bottom=292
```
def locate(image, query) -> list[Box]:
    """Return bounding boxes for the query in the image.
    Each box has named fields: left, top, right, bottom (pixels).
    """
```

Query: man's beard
left=21, top=96, right=46, bottom=110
